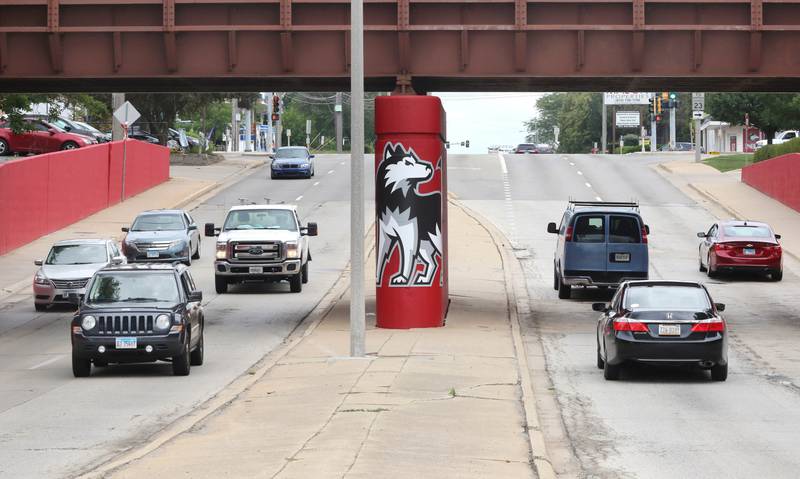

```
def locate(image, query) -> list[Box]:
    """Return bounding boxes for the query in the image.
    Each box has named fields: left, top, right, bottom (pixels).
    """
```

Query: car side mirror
left=309, top=154, right=316, bottom=158
left=715, top=303, right=726, bottom=312
left=303, top=222, right=319, bottom=236
left=188, top=291, right=203, bottom=303
left=592, top=303, right=609, bottom=312
left=34, top=259, right=43, bottom=266
left=268, top=154, right=275, bottom=159
left=64, top=126, right=72, bottom=131
left=775, top=234, right=781, bottom=240
left=121, top=227, right=129, bottom=233
left=644, top=225, right=650, bottom=235
left=204, top=223, right=217, bottom=237
left=111, top=256, right=124, bottom=265
left=697, top=232, right=707, bottom=238
left=188, top=224, right=198, bottom=231
left=547, top=222, right=558, bottom=234
left=48, top=129, right=56, bottom=135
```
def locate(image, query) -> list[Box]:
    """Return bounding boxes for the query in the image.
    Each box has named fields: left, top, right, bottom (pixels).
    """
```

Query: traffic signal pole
left=669, top=106, right=676, bottom=149
left=650, top=96, right=657, bottom=152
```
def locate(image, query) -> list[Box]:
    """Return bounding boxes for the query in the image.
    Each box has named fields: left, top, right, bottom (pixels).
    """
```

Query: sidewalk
left=88, top=203, right=545, bottom=479
left=0, top=156, right=263, bottom=301
left=657, top=160, right=800, bottom=260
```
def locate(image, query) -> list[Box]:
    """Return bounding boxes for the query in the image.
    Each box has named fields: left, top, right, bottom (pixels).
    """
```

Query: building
left=701, top=120, right=764, bottom=154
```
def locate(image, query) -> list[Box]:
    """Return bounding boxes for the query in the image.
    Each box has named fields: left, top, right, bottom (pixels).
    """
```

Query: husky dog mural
left=376, top=142, right=443, bottom=287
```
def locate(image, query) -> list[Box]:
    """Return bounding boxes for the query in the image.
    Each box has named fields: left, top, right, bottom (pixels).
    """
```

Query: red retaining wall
left=0, top=140, right=169, bottom=255
left=742, top=153, right=800, bottom=213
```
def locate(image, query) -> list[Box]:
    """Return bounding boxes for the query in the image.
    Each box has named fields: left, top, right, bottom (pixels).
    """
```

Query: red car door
left=31, top=121, right=62, bottom=153
left=0, top=123, right=36, bottom=153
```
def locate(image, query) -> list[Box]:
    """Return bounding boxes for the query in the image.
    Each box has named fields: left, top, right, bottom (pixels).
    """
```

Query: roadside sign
left=615, top=111, right=640, bottom=128
left=113, top=101, right=140, bottom=127
left=553, top=125, right=560, bottom=144
left=692, top=111, right=704, bottom=119
left=306, top=119, right=312, bottom=135
left=692, top=92, right=705, bottom=119
left=604, top=92, right=651, bottom=105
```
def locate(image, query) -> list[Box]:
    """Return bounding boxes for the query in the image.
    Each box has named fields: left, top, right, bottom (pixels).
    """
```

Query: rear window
left=573, top=215, right=605, bottom=243
left=723, top=225, right=772, bottom=238
left=609, top=216, right=641, bottom=243
left=624, top=285, right=711, bottom=311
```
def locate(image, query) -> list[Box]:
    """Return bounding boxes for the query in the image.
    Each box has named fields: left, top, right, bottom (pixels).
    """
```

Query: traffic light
left=271, top=95, right=280, bottom=123
left=465, top=140, right=470, bottom=148
left=668, top=91, right=678, bottom=109
left=656, top=97, right=662, bottom=115
left=648, top=98, right=655, bottom=121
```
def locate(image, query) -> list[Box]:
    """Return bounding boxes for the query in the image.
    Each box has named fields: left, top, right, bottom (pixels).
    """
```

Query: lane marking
left=577, top=171, right=583, bottom=175
left=585, top=182, right=592, bottom=188
left=596, top=196, right=603, bottom=201
left=313, top=181, right=320, bottom=186
left=497, top=152, right=508, bottom=174
left=569, top=162, right=575, bottom=166
left=29, top=355, right=64, bottom=370
left=295, top=195, right=303, bottom=202
left=328, top=170, right=335, bottom=175
left=340, top=162, right=345, bottom=165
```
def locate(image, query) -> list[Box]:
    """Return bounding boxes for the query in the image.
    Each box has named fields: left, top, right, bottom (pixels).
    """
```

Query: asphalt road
left=0, top=154, right=374, bottom=479
left=449, top=152, right=800, bottom=478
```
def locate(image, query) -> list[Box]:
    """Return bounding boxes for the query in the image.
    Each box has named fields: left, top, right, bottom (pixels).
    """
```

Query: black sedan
left=594, top=280, right=728, bottom=381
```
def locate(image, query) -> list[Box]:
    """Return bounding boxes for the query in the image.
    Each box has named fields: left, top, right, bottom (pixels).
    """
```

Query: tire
left=301, top=262, right=309, bottom=284
left=183, top=251, right=192, bottom=267
left=35, top=303, right=48, bottom=312
left=61, top=141, right=79, bottom=150
left=772, top=270, right=783, bottom=282
left=172, top=334, right=191, bottom=376
left=215, top=276, right=228, bottom=294
left=72, top=353, right=91, bottom=377
left=0, top=138, right=9, bottom=156
left=191, top=241, right=200, bottom=260
left=603, top=360, right=621, bottom=380
left=706, top=255, right=717, bottom=278
left=190, top=327, right=204, bottom=366
left=699, top=251, right=707, bottom=272
left=596, top=347, right=605, bottom=370
left=271, top=172, right=277, bottom=180
left=553, top=266, right=560, bottom=291
left=557, top=275, right=571, bottom=299
left=290, top=273, right=303, bottom=293
left=711, top=363, right=728, bottom=381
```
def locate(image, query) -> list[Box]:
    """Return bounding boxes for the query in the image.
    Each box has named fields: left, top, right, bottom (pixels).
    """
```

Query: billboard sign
left=616, top=111, right=641, bottom=128
left=604, top=92, right=652, bottom=105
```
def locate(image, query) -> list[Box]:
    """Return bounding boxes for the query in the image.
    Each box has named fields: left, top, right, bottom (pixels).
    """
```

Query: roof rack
left=567, top=199, right=639, bottom=210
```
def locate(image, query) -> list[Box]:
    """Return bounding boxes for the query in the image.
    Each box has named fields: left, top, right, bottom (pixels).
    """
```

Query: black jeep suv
left=70, top=263, right=205, bottom=377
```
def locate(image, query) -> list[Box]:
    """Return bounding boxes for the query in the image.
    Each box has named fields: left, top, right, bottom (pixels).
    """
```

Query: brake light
left=641, top=226, right=648, bottom=244
left=565, top=226, right=573, bottom=241
left=691, top=318, right=725, bottom=333
left=714, top=243, right=733, bottom=251
left=613, top=318, right=649, bottom=332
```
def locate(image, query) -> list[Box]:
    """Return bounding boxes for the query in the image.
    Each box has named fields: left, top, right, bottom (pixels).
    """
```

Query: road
left=448, top=152, right=800, bottom=478
left=0, top=154, right=374, bottom=479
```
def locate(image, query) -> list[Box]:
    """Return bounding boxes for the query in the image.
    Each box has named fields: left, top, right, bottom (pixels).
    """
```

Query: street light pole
left=350, top=0, right=366, bottom=357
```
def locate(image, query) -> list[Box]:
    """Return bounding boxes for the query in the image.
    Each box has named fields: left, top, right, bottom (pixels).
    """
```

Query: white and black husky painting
left=376, top=142, right=443, bottom=287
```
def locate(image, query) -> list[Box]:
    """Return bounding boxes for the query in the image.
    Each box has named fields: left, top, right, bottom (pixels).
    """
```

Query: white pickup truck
left=755, top=130, right=798, bottom=148
left=205, top=204, right=317, bottom=294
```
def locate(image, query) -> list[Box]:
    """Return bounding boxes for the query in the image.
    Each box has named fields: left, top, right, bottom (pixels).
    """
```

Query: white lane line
left=596, top=196, right=603, bottom=201
left=569, top=162, right=575, bottom=166
left=313, top=181, right=320, bottom=186
left=340, top=161, right=345, bottom=165
left=29, top=355, right=64, bottom=370
left=497, top=152, right=508, bottom=174
left=295, top=195, right=303, bottom=202
left=585, top=182, right=592, bottom=188
left=327, top=170, right=335, bottom=175
left=577, top=171, right=583, bottom=175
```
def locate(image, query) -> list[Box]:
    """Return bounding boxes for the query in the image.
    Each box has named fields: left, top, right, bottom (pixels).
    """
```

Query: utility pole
left=275, top=94, right=283, bottom=149
left=669, top=106, right=676, bottom=150
left=601, top=97, right=607, bottom=154
left=112, top=93, right=125, bottom=141
left=350, top=0, right=366, bottom=357
left=231, top=98, right=239, bottom=152
left=335, top=92, right=344, bottom=153
left=694, top=118, right=702, bottom=162
left=650, top=117, right=657, bottom=153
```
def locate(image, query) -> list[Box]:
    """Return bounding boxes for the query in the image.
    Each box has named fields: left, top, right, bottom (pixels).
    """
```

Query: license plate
left=614, top=253, right=631, bottom=262
left=658, top=324, right=681, bottom=336
left=744, top=248, right=756, bottom=255
left=115, top=337, right=137, bottom=349
left=147, top=250, right=159, bottom=258
left=249, top=266, right=263, bottom=274
left=61, top=289, right=79, bottom=297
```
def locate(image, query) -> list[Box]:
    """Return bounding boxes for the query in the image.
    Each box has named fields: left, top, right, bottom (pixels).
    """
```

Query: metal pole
left=601, top=100, right=607, bottom=154
left=336, top=92, right=344, bottom=153
left=611, top=106, right=616, bottom=154
left=650, top=117, right=657, bottom=152
left=112, top=94, right=125, bottom=141
left=694, top=118, right=702, bottom=162
left=350, top=0, right=366, bottom=357
left=121, top=125, right=128, bottom=202
left=231, top=98, right=239, bottom=152
left=669, top=106, right=676, bottom=150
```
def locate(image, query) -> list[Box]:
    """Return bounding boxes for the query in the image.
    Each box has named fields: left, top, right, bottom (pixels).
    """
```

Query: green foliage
left=621, top=134, right=640, bottom=146
left=703, top=154, right=753, bottom=172
left=0, top=94, right=51, bottom=132
left=752, top=137, right=800, bottom=162
left=706, top=93, right=800, bottom=144
left=526, top=93, right=602, bottom=153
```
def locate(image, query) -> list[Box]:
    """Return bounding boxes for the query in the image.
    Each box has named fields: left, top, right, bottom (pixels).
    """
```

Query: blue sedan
left=270, top=146, right=315, bottom=179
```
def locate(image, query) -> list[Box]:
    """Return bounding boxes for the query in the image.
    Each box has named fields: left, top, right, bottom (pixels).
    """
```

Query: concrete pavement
left=88, top=202, right=548, bottom=479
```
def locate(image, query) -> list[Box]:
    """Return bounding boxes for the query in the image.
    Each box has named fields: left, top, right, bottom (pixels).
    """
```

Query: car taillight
left=691, top=318, right=725, bottom=333
left=565, top=226, right=574, bottom=241
left=613, top=318, right=649, bottom=332
left=714, top=243, right=733, bottom=251
left=641, top=227, right=648, bottom=244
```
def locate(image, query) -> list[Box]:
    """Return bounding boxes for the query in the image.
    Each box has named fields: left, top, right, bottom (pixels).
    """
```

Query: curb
left=452, top=199, right=557, bottom=479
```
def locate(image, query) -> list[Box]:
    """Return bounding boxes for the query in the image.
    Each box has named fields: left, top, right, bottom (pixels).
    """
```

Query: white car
left=33, top=239, right=125, bottom=311
left=755, top=130, right=798, bottom=148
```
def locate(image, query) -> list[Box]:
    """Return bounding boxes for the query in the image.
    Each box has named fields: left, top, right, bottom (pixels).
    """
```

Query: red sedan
left=0, top=118, right=96, bottom=156
left=698, top=220, right=783, bottom=281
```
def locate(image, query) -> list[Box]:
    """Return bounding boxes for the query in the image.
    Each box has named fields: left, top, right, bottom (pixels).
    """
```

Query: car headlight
left=286, top=241, right=300, bottom=259
left=216, top=242, right=228, bottom=259
left=81, top=315, right=96, bottom=330
left=155, top=314, right=171, bottom=331
left=300, top=163, right=310, bottom=168
left=272, top=162, right=280, bottom=169
left=81, top=138, right=92, bottom=144
left=34, top=270, right=50, bottom=285
left=169, top=239, right=186, bottom=249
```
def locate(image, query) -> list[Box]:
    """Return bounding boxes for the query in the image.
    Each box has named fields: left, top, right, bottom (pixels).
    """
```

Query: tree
left=0, top=94, right=53, bottom=132
left=525, top=93, right=603, bottom=153
left=706, top=93, right=800, bottom=144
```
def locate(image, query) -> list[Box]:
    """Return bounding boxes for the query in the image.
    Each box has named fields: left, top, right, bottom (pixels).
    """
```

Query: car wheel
left=557, top=275, right=571, bottom=299
left=772, top=270, right=783, bottom=282
left=301, top=262, right=309, bottom=284
left=35, top=303, right=48, bottom=312
left=603, top=360, right=621, bottom=380
left=72, top=353, right=91, bottom=377
left=183, top=251, right=192, bottom=267
left=61, top=141, right=79, bottom=150
left=172, top=334, right=191, bottom=376
left=596, top=346, right=604, bottom=370
left=190, top=326, right=204, bottom=366
left=553, top=266, right=559, bottom=291
left=215, top=276, right=228, bottom=294
left=0, top=138, right=9, bottom=156
left=706, top=255, right=717, bottom=278
left=191, top=241, right=200, bottom=260
left=290, top=273, right=303, bottom=293
left=271, top=172, right=277, bottom=180
left=698, top=250, right=707, bottom=272
left=710, top=363, right=728, bottom=381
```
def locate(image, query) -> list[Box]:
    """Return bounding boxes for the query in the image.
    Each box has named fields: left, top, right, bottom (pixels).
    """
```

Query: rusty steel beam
left=0, top=0, right=800, bottom=92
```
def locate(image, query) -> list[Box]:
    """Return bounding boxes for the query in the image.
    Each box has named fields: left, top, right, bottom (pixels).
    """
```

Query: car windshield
left=275, top=148, right=308, bottom=159
left=723, top=225, right=772, bottom=238
left=131, top=214, right=185, bottom=231
left=87, top=272, right=180, bottom=303
left=48, top=118, right=73, bottom=131
left=624, top=285, right=711, bottom=311
left=46, top=244, right=107, bottom=265
left=223, top=209, right=297, bottom=231
left=75, top=121, right=100, bottom=133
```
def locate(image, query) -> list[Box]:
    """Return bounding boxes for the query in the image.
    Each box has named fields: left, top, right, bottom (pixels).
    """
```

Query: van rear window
left=609, top=216, right=641, bottom=243
left=573, top=216, right=605, bottom=243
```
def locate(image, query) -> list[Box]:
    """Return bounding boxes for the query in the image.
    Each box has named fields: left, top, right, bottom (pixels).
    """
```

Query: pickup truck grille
left=52, top=278, right=89, bottom=289
left=230, top=241, right=283, bottom=262
left=90, top=314, right=157, bottom=336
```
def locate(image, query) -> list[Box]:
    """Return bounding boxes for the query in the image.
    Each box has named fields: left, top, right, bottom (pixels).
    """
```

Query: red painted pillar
left=374, top=95, right=448, bottom=329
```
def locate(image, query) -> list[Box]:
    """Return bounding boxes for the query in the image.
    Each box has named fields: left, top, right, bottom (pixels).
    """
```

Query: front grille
left=52, top=278, right=89, bottom=289
left=134, top=241, right=172, bottom=251
left=230, top=241, right=283, bottom=263
left=91, top=314, right=157, bottom=336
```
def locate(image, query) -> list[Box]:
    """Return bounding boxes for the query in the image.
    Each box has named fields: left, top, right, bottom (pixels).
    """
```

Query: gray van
left=548, top=201, right=649, bottom=299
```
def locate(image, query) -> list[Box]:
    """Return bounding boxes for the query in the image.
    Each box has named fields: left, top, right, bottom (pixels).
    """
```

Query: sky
left=433, top=92, right=545, bottom=154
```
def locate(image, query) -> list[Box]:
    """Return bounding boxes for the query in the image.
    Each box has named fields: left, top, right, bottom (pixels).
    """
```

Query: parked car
left=536, top=144, right=555, bottom=154
left=755, top=130, right=798, bottom=148
left=121, top=210, right=201, bottom=265
left=270, top=146, right=316, bottom=179
left=0, top=118, right=96, bottom=155
left=25, top=115, right=109, bottom=143
left=33, top=239, right=126, bottom=311
left=128, top=129, right=160, bottom=144
left=698, top=220, right=782, bottom=281
left=69, top=263, right=205, bottom=377
left=514, top=143, right=539, bottom=154
left=72, top=120, right=112, bottom=143
left=594, top=280, right=728, bottom=381
left=205, top=204, right=317, bottom=293
left=548, top=201, right=649, bottom=299
left=169, top=128, right=200, bottom=149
